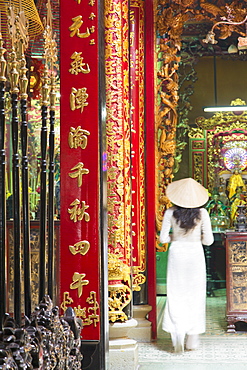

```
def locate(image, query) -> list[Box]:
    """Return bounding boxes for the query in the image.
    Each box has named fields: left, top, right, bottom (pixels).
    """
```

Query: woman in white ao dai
left=160, top=178, right=214, bottom=352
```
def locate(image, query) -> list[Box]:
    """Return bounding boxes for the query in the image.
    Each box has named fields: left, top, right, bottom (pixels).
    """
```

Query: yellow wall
left=175, top=56, right=247, bottom=180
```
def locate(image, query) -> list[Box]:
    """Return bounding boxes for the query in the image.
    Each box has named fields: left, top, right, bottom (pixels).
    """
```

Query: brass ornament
left=0, top=31, right=6, bottom=82
left=16, top=10, right=29, bottom=100
left=9, top=48, right=19, bottom=95
left=0, top=0, right=43, bottom=40
left=42, top=0, right=58, bottom=109
left=41, top=64, right=50, bottom=106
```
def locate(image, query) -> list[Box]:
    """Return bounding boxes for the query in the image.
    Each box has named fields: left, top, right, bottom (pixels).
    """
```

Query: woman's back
left=160, top=206, right=214, bottom=246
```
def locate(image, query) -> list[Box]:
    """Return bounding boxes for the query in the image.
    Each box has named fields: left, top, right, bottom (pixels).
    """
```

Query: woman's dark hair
left=173, top=206, right=201, bottom=233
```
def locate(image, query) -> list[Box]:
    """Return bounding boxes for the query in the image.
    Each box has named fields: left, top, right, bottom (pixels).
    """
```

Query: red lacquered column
left=145, top=0, right=157, bottom=339
left=129, top=0, right=147, bottom=299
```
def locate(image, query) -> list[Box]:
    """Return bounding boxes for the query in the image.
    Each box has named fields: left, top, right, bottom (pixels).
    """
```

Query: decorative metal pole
left=9, top=43, right=21, bottom=326
left=18, top=11, right=31, bottom=316
left=43, top=1, right=58, bottom=299
left=39, top=63, right=49, bottom=303
left=0, top=28, right=7, bottom=329
left=47, top=72, right=56, bottom=299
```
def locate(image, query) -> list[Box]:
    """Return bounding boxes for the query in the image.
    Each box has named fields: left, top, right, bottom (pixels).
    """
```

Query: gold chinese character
left=73, top=291, right=99, bottom=326
left=68, top=199, right=90, bottom=222
left=60, top=292, right=74, bottom=312
left=74, top=305, right=87, bottom=318
left=69, top=52, right=90, bottom=75
left=75, top=0, right=82, bottom=3
left=89, top=26, right=95, bottom=33
left=89, top=13, right=96, bottom=20
left=70, top=87, right=89, bottom=113
left=68, top=126, right=90, bottom=149
left=84, top=291, right=99, bottom=326
left=69, top=162, right=89, bottom=187
left=90, top=39, right=95, bottom=45
left=70, top=272, right=89, bottom=297
left=69, top=241, right=90, bottom=255
left=89, top=0, right=95, bottom=5
left=69, top=16, right=90, bottom=38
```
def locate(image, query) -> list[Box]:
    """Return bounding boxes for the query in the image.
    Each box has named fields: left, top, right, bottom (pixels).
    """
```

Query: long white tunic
left=160, top=207, right=214, bottom=336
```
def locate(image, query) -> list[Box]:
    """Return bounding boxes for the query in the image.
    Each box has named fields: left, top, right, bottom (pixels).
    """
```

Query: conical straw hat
left=166, top=178, right=209, bottom=208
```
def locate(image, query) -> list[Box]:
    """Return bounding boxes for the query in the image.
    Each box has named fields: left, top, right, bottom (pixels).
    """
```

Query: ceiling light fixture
left=203, top=105, right=247, bottom=113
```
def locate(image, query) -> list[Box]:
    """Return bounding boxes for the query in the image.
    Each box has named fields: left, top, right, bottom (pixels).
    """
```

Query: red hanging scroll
left=60, top=0, right=100, bottom=340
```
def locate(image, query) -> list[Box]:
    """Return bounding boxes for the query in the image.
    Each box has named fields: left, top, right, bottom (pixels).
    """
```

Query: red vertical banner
left=129, top=0, right=146, bottom=291
left=60, top=0, right=100, bottom=340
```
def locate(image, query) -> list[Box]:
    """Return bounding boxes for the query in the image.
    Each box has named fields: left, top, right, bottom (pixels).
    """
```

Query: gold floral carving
left=196, top=106, right=247, bottom=131
left=105, top=0, right=132, bottom=321
left=192, top=141, right=204, bottom=150
left=192, top=152, right=204, bottom=184
left=108, top=253, right=132, bottom=322
left=188, top=127, right=204, bottom=139
left=188, top=128, right=206, bottom=185
left=132, top=273, right=146, bottom=291
left=228, top=241, right=247, bottom=311
left=130, top=0, right=146, bottom=291
left=155, top=9, right=180, bottom=248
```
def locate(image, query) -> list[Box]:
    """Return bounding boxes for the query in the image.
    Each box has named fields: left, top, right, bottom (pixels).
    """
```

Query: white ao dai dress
left=160, top=207, right=214, bottom=351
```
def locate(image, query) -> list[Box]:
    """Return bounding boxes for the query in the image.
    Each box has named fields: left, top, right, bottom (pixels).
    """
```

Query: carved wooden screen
left=189, top=129, right=207, bottom=187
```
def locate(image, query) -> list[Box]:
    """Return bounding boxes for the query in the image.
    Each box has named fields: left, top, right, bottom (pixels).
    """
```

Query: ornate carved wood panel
left=189, top=128, right=207, bottom=186
left=225, top=231, right=247, bottom=333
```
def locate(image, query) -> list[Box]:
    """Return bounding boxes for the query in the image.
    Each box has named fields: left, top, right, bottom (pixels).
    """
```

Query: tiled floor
left=138, top=289, right=247, bottom=369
